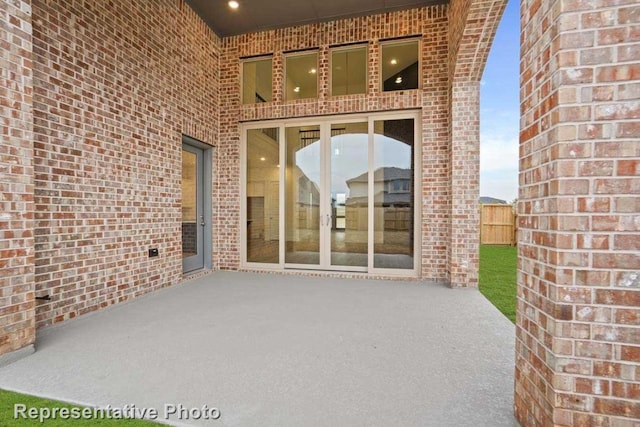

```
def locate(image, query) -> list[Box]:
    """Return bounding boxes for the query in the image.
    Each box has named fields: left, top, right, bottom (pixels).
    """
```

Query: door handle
left=320, top=214, right=332, bottom=227
left=200, top=215, right=205, bottom=227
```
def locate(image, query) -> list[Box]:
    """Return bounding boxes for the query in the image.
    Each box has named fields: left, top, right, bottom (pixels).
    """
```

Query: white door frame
left=240, top=111, right=421, bottom=277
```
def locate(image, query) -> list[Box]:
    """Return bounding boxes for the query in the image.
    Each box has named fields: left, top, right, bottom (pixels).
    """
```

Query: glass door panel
left=246, top=128, right=280, bottom=263
left=182, top=144, right=204, bottom=272
left=243, top=112, right=418, bottom=275
left=330, top=122, right=368, bottom=267
left=285, top=125, right=321, bottom=266
left=373, top=119, right=415, bottom=269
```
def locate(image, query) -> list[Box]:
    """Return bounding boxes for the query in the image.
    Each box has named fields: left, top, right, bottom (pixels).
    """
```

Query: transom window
left=331, top=45, right=367, bottom=96
left=381, top=39, right=420, bottom=92
left=284, top=51, right=318, bottom=100
left=242, top=57, right=272, bottom=104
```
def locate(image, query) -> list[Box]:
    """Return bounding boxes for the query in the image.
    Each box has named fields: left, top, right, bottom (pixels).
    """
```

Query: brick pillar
left=516, top=0, right=640, bottom=424
left=450, top=80, right=480, bottom=287
left=0, top=0, right=35, bottom=365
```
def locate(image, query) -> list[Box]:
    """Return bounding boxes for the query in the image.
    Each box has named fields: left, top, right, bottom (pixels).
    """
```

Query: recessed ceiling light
left=309, top=68, right=317, bottom=74
left=260, top=157, right=266, bottom=161
left=395, top=76, right=403, bottom=84
left=293, top=87, right=300, bottom=93
left=390, top=59, right=398, bottom=65
left=228, top=1, right=239, bottom=9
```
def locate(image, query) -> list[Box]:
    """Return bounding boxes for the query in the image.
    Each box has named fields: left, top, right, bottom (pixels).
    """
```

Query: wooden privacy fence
left=480, top=204, right=517, bottom=245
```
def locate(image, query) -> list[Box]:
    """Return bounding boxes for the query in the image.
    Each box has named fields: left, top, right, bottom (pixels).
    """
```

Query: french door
left=284, top=122, right=369, bottom=270
left=242, top=112, right=418, bottom=275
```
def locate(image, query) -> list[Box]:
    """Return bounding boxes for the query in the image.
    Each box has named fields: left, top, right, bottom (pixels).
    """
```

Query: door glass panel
left=285, top=125, right=321, bottom=265
left=246, top=128, right=280, bottom=263
left=182, top=150, right=198, bottom=259
left=330, top=122, right=368, bottom=267
left=373, top=119, right=414, bottom=269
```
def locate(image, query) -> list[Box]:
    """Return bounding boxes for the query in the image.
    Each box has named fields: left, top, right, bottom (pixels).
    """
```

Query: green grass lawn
left=479, top=245, right=517, bottom=323
left=0, top=389, right=156, bottom=426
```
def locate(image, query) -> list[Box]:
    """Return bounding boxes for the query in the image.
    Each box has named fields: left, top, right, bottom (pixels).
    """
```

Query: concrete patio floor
left=0, top=272, right=518, bottom=426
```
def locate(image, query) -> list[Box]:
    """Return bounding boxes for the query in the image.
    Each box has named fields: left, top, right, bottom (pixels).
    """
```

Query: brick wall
left=0, top=0, right=36, bottom=361
left=31, top=0, right=219, bottom=328
left=218, top=6, right=453, bottom=281
left=447, top=0, right=506, bottom=287
left=516, top=0, right=640, bottom=423
left=1, top=0, right=507, bottom=359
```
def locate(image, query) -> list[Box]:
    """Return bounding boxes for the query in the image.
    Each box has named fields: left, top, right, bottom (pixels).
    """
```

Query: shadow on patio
left=0, top=272, right=518, bottom=426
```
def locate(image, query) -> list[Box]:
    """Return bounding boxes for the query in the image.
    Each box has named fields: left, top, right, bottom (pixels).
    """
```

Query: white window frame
left=379, top=37, right=422, bottom=93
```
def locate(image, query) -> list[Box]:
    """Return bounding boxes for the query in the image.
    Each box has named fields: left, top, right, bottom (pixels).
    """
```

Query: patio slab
left=0, top=272, right=518, bottom=426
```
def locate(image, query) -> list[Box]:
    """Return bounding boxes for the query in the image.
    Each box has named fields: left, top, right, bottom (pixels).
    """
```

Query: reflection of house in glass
left=347, top=167, right=412, bottom=208
left=344, top=167, right=413, bottom=259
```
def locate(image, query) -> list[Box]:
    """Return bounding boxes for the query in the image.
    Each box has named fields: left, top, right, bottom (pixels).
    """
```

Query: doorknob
left=200, top=215, right=205, bottom=227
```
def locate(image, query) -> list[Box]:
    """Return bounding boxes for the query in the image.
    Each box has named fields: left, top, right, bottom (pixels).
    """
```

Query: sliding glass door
left=245, top=128, right=280, bottom=264
left=329, top=122, right=368, bottom=268
left=242, top=112, right=418, bottom=275
left=285, top=125, right=321, bottom=266
left=373, top=119, right=415, bottom=269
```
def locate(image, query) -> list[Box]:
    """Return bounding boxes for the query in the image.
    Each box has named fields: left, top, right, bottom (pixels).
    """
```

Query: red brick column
left=450, top=80, right=481, bottom=287
left=0, top=0, right=35, bottom=364
left=516, top=0, right=640, bottom=424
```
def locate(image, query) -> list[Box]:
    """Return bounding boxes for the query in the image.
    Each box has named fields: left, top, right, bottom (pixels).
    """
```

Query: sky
left=297, top=134, right=411, bottom=195
left=480, top=0, right=520, bottom=203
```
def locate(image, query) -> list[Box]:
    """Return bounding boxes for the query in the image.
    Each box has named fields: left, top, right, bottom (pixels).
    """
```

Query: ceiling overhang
left=185, top=0, right=448, bottom=38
